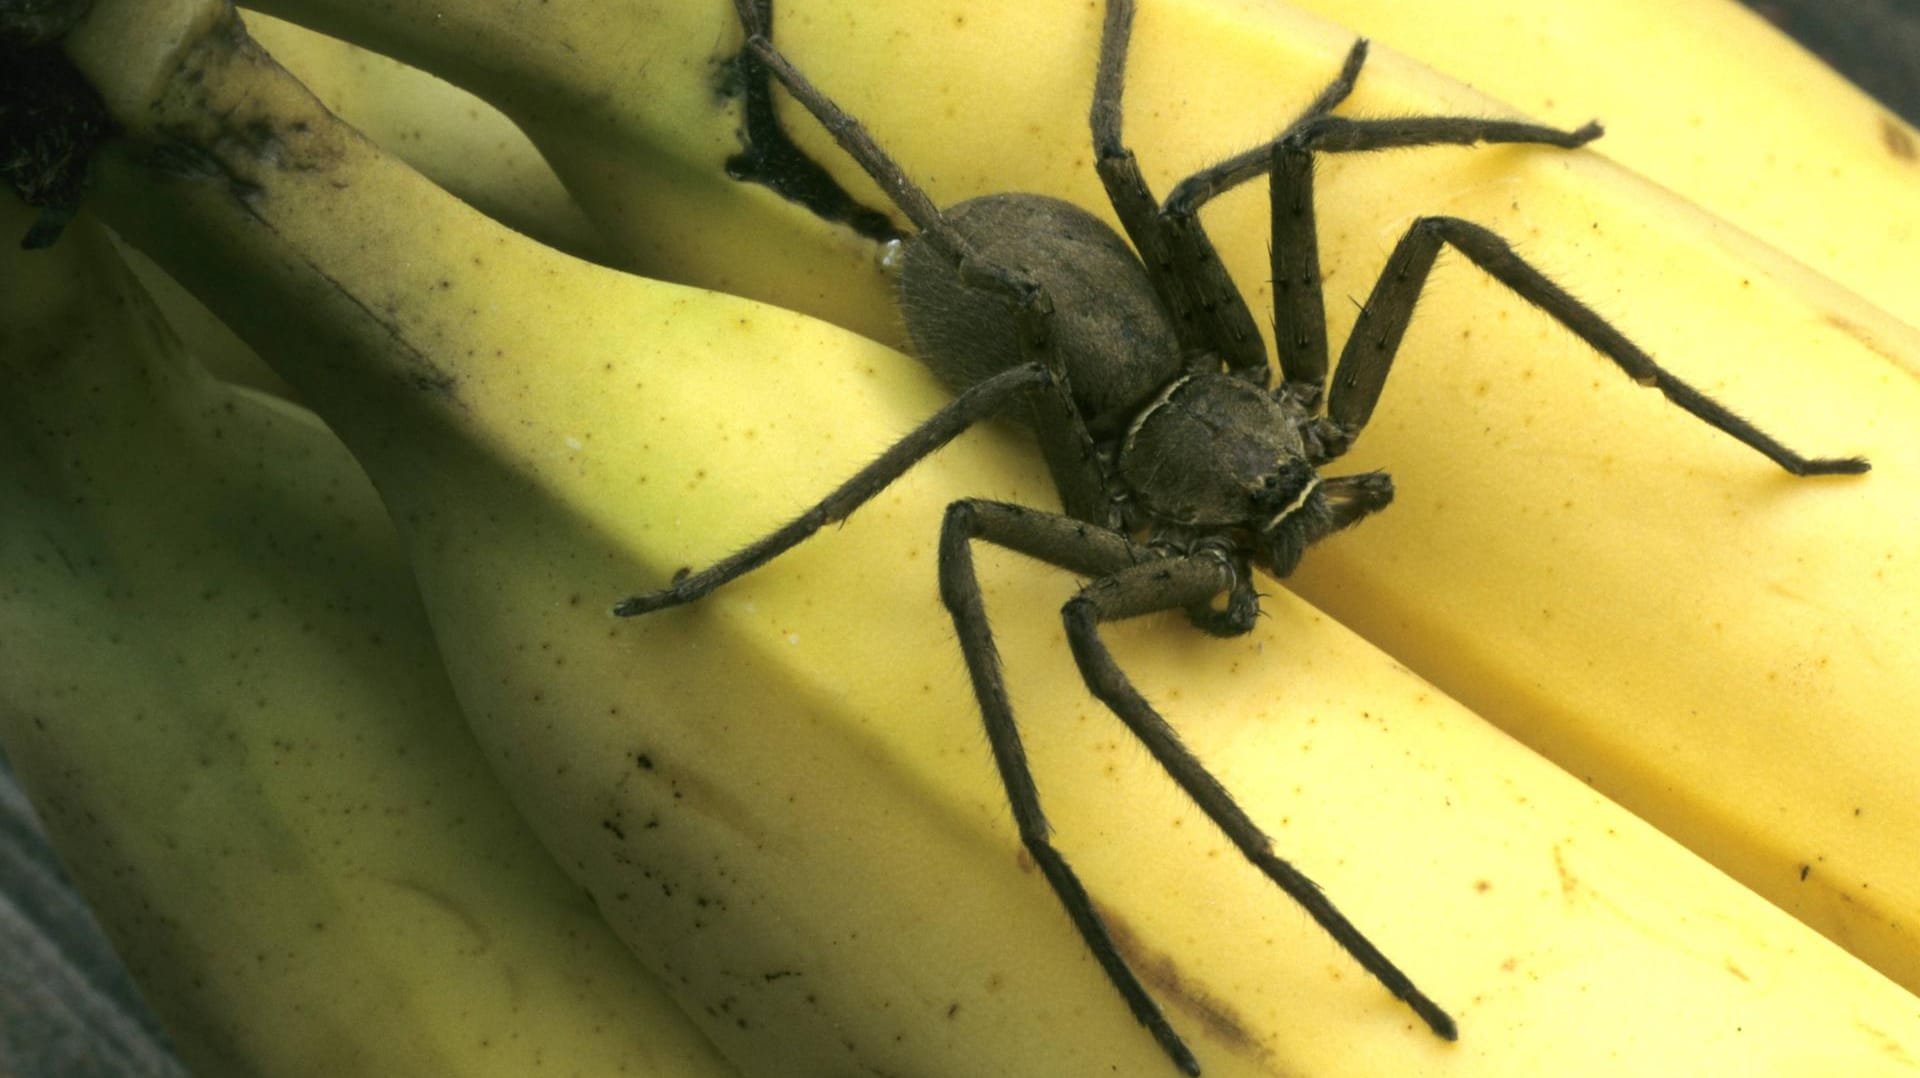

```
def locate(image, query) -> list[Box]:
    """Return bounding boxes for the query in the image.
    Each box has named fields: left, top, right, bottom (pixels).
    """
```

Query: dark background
left=1740, top=0, right=1920, bottom=124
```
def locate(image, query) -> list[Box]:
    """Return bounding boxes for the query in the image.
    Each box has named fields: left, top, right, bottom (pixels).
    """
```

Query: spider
left=617, top=1, right=1869, bottom=1071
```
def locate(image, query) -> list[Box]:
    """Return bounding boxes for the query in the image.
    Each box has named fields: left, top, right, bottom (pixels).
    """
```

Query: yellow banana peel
left=39, top=2, right=1920, bottom=1074
left=110, top=9, right=605, bottom=400
left=0, top=203, right=736, bottom=1076
left=239, top=0, right=1920, bottom=1000
left=242, top=8, right=610, bottom=264
left=1282, top=0, right=1920, bottom=331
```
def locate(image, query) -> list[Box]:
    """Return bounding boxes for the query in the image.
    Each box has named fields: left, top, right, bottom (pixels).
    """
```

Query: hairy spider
left=618, top=1, right=1869, bottom=1071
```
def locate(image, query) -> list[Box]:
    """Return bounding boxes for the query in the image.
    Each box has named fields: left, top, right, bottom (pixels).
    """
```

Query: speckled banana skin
left=29, top=2, right=1920, bottom=1074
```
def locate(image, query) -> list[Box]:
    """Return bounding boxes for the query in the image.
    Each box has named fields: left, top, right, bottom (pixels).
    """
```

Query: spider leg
left=726, top=0, right=904, bottom=243
left=1324, top=215, right=1871, bottom=476
left=1265, top=113, right=1602, bottom=409
left=1091, top=0, right=1269, bottom=383
left=1170, top=109, right=1599, bottom=221
left=1101, top=15, right=1595, bottom=408
left=612, top=362, right=1050, bottom=617
left=1061, top=556, right=1459, bottom=1045
left=732, top=0, right=942, bottom=238
left=734, top=3, right=1117, bottom=524
left=1159, top=38, right=1369, bottom=218
left=736, top=5, right=1005, bottom=294
left=940, top=499, right=1202, bottom=1074
left=942, top=500, right=1453, bottom=1071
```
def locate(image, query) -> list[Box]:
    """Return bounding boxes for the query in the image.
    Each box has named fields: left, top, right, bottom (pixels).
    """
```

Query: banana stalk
left=0, top=202, right=737, bottom=1077
left=234, top=0, right=1920, bottom=997
left=110, top=10, right=606, bottom=400
left=42, top=2, right=1920, bottom=1073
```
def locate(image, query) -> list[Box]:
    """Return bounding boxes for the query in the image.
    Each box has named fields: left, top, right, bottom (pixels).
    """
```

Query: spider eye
left=1254, top=459, right=1319, bottom=523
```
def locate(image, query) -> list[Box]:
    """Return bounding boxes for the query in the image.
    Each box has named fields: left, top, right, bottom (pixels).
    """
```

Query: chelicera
left=619, top=2, right=1868, bottom=1071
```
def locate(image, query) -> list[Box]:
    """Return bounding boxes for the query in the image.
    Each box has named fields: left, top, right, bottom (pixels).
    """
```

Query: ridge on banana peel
left=242, top=8, right=611, bottom=266
left=0, top=201, right=739, bottom=1077
left=47, top=3, right=1920, bottom=1075
left=237, top=0, right=1920, bottom=1002
left=106, top=9, right=610, bottom=402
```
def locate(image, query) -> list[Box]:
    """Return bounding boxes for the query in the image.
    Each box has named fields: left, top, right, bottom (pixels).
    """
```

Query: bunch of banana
left=13, top=0, right=1916, bottom=1073
left=0, top=204, right=737, bottom=1074
left=240, top=0, right=1920, bottom=333
left=233, top=0, right=1920, bottom=1003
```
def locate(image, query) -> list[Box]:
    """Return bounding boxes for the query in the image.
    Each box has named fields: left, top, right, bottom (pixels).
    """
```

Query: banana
left=238, top=0, right=1920, bottom=1000
left=241, top=8, right=611, bottom=265
left=0, top=200, right=738, bottom=1077
left=40, top=2, right=1920, bottom=1073
left=106, top=8, right=608, bottom=401
left=111, top=234, right=295, bottom=398
left=1275, top=0, right=1920, bottom=331
left=235, top=0, right=904, bottom=336
left=235, top=0, right=1920, bottom=335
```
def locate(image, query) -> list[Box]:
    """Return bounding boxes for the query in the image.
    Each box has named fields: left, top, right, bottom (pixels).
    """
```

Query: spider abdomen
left=895, top=193, right=1182, bottom=435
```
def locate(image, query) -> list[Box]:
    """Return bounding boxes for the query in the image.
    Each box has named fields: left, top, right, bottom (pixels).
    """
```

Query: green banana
left=36, top=2, right=1920, bottom=1073
left=0, top=199, right=737, bottom=1077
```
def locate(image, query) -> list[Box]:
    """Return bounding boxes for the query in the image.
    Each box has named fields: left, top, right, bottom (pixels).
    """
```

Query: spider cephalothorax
left=1112, top=371, right=1392, bottom=574
left=619, top=1, right=1866, bottom=1071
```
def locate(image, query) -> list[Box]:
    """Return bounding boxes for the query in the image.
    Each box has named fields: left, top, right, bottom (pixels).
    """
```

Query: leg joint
left=940, top=498, right=981, bottom=539
left=1060, top=594, right=1098, bottom=636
